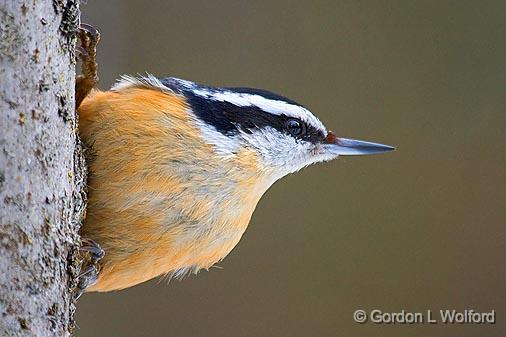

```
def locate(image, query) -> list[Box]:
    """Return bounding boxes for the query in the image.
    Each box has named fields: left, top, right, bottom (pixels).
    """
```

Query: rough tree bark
left=0, top=1, right=85, bottom=336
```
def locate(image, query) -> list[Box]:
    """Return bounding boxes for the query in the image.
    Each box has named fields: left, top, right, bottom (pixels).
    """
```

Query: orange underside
left=78, top=87, right=267, bottom=291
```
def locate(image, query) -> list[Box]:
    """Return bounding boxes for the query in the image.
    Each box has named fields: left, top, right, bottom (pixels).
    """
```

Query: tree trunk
left=0, top=1, right=85, bottom=336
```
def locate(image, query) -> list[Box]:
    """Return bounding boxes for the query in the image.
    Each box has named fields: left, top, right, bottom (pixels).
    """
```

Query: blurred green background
left=78, top=1, right=505, bottom=336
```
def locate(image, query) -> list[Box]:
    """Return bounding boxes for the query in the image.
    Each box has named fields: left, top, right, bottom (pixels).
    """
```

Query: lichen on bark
left=0, top=0, right=85, bottom=336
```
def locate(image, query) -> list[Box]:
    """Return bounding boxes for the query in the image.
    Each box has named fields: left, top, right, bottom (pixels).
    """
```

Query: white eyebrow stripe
left=190, top=88, right=327, bottom=134
left=112, top=76, right=327, bottom=136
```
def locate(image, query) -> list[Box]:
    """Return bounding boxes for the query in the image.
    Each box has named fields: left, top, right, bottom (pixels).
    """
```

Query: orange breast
left=79, top=87, right=270, bottom=291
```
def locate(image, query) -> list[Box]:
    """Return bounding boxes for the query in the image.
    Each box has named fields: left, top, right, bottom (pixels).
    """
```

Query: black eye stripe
left=187, top=93, right=325, bottom=142
left=160, top=77, right=326, bottom=143
left=300, top=122, right=326, bottom=143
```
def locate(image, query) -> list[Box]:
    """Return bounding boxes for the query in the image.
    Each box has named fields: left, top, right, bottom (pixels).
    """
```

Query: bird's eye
left=285, top=118, right=306, bottom=137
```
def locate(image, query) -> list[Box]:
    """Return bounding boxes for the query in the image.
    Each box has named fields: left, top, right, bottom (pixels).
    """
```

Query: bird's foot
left=75, top=23, right=100, bottom=109
left=73, top=237, right=104, bottom=299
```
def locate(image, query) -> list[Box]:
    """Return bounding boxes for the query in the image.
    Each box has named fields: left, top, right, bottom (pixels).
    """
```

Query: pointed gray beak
left=323, top=132, right=395, bottom=156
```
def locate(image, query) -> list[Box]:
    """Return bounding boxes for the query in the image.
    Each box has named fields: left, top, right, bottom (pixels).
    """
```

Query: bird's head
left=161, top=77, right=394, bottom=180
left=116, top=76, right=394, bottom=182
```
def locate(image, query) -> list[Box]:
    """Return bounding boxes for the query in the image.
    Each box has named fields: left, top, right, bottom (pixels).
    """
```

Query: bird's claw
left=73, top=237, right=104, bottom=300
left=75, top=23, right=100, bottom=109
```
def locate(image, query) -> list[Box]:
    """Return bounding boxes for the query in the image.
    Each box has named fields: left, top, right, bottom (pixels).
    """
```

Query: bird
left=74, top=24, right=394, bottom=295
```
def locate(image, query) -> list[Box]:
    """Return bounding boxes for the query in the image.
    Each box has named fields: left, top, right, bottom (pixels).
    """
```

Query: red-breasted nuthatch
left=75, top=24, right=394, bottom=294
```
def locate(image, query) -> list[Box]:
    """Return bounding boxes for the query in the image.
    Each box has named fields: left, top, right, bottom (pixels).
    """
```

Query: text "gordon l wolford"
left=369, top=309, right=496, bottom=324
